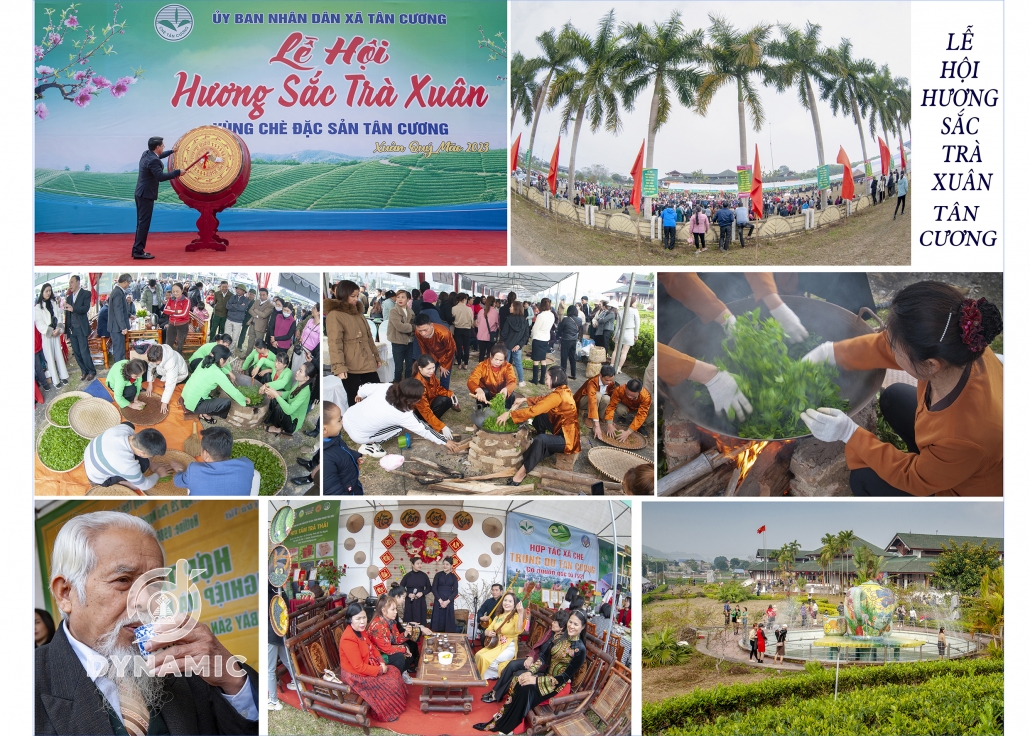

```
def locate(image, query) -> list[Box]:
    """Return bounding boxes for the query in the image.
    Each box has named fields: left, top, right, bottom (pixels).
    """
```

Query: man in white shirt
left=143, top=343, right=190, bottom=414
left=83, top=423, right=172, bottom=493
left=36, top=511, right=258, bottom=734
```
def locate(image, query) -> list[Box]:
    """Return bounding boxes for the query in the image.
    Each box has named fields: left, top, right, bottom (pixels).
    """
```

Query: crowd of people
left=322, top=279, right=655, bottom=494
left=35, top=274, right=321, bottom=494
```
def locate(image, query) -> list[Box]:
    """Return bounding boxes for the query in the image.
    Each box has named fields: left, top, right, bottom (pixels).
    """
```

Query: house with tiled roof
left=746, top=533, right=1001, bottom=590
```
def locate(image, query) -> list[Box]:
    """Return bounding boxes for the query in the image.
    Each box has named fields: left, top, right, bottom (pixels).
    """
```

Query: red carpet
left=276, top=669, right=554, bottom=736
left=34, top=231, right=508, bottom=266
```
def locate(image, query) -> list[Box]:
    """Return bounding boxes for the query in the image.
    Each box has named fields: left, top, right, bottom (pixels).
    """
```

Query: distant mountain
left=251, top=150, right=369, bottom=163
left=643, top=545, right=710, bottom=562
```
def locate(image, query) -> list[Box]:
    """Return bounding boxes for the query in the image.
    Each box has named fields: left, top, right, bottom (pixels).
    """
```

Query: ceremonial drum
left=169, top=125, right=251, bottom=251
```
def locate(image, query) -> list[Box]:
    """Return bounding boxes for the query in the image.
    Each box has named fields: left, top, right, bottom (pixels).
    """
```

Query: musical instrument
left=168, top=125, right=251, bottom=252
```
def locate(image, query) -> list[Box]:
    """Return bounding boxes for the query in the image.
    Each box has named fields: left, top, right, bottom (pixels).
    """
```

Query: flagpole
left=763, top=529, right=767, bottom=595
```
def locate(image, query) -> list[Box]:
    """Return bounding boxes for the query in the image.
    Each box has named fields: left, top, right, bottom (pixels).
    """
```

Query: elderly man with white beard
left=35, top=511, right=259, bottom=735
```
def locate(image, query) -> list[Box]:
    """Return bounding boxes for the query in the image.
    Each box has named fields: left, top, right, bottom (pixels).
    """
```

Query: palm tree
left=852, top=545, right=886, bottom=584
left=695, top=15, right=772, bottom=166
left=863, top=64, right=900, bottom=168
left=548, top=11, right=627, bottom=200
left=523, top=27, right=576, bottom=172
left=510, top=52, right=543, bottom=134
left=836, top=530, right=856, bottom=590
left=819, top=532, right=837, bottom=588
left=766, top=22, right=830, bottom=208
left=618, top=11, right=704, bottom=214
left=819, top=39, right=876, bottom=176
left=887, top=77, right=912, bottom=163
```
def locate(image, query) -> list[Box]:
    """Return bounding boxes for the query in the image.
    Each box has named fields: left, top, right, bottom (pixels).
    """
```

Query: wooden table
left=409, top=633, right=486, bottom=713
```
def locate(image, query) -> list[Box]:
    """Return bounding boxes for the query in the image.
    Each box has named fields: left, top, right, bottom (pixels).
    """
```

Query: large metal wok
left=665, top=295, right=885, bottom=440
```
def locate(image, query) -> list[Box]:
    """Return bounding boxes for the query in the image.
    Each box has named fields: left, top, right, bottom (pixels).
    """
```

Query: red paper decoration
left=399, top=530, right=445, bottom=564
left=378, top=567, right=392, bottom=581
left=374, top=583, right=387, bottom=596
left=382, top=535, right=397, bottom=549
left=450, top=555, right=463, bottom=569
left=449, top=538, right=464, bottom=552
left=380, top=551, right=395, bottom=566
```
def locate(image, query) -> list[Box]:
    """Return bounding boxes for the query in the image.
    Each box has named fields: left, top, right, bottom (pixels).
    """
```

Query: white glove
left=704, top=371, right=753, bottom=420
left=441, top=426, right=454, bottom=441
left=720, top=313, right=737, bottom=337
left=769, top=303, right=809, bottom=344
left=800, top=408, right=858, bottom=443
left=802, top=341, right=836, bottom=366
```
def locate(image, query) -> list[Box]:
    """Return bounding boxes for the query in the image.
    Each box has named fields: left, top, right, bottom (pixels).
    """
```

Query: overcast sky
left=642, top=501, right=1002, bottom=560
left=512, top=1, right=911, bottom=175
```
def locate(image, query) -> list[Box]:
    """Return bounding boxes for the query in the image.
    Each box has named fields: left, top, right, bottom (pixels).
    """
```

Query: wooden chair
left=125, top=328, right=162, bottom=357
left=182, top=313, right=208, bottom=359
left=586, top=621, right=597, bottom=638
left=285, top=611, right=370, bottom=734
left=87, top=317, right=109, bottom=370
left=545, top=661, right=632, bottom=736
left=527, top=644, right=614, bottom=735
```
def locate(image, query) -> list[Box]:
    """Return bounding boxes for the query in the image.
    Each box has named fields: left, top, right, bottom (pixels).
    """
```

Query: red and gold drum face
left=171, top=125, right=245, bottom=194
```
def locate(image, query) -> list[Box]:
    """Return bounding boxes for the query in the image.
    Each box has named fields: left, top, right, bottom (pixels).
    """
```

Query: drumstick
left=182, top=151, right=221, bottom=173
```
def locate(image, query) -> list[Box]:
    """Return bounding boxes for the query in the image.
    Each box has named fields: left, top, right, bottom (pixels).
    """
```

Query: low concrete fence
left=512, top=177, right=875, bottom=242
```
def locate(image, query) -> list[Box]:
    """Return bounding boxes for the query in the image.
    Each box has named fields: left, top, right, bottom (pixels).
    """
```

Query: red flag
left=750, top=145, right=763, bottom=219
left=836, top=146, right=855, bottom=200
left=899, top=137, right=907, bottom=172
left=547, top=138, right=560, bottom=196
left=510, top=133, right=521, bottom=173
left=757, top=525, right=766, bottom=534
left=629, top=139, right=645, bottom=213
left=877, top=136, right=891, bottom=176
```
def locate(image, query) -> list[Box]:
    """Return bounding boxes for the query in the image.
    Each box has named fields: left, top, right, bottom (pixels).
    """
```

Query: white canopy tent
left=452, top=273, right=575, bottom=301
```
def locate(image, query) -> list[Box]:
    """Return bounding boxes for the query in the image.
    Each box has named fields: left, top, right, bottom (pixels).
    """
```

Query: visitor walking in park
left=748, top=624, right=758, bottom=661
left=894, top=172, right=908, bottom=219
left=661, top=204, right=677, bottom=249
left=755, top=625, right=766, bottom=663
left=774, top=626, right=787, bottom=664
left=715, top=201, right=735, bottom=251
left=938, top=627, right=947, bottom=659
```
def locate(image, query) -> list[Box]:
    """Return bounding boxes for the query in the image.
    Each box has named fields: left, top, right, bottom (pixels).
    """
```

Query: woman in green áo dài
left=264, top=361, right=318, bottom=437
left=259, top=353, right=293, bottom=397
left=107, top=359, right=148, bottom=410
left=181, top=345, right=250, bottom=423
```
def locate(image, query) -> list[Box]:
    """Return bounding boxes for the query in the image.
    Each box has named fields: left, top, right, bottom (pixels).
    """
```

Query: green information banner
left=642, top=168, right=659, bottom=197
left=864, top=162, right=874, bottom=178
left=284, top=500, right=340, bottom=572
left=736, top=165, right=752, bottom=193
left=816, top=165, right=830, bottom=189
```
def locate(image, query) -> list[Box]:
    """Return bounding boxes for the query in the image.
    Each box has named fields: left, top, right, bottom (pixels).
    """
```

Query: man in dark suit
left=62, top=274, right=95, bottom=382
left=36, top=511, right=259, bottom=735
left=133, top=136, right=182, bottom=260
left=108, top=274, right=132, bottom=363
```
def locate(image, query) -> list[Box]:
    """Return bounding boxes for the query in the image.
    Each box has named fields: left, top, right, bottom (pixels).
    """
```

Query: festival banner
left=816, top=164, right=830, bottom=190
left=283, top=500, right=340, bottom=571
left=504, top=512, right=599, bottom=604
left=35, top=499, right=259, bottom=664
left=735, top=165, right=752, bottom=193
left=33, top=1, right=507, bottom=232
left=641, top=168, right=659, bottom=197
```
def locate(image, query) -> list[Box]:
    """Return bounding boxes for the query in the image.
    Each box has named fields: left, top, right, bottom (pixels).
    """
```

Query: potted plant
left=316, top=559, right=343, bottom=590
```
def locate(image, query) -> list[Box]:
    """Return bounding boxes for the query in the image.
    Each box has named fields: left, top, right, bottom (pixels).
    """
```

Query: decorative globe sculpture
left=844, top=581, right=896, bottom=639
left=168, top=125, right=251, bottom=251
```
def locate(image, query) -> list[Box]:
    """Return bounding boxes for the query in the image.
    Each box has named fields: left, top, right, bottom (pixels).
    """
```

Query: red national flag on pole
left=510, top=133, right=521, bottom=173
left=629, top=139, right=645, bottom=213
left=877, top=136, right=891, bottom=176
left=757, top=525, right=766, bottom=534
left=899, top=137, right=907, bottom=171
left=836, top=146, right=855, bottom=200
left=750, top=145, right=763, bottom=219
left=547, top=138, right=560, bottom=196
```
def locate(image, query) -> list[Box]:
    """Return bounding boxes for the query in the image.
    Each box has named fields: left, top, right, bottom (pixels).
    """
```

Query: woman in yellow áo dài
left=475, top=592, right=525, bottom=680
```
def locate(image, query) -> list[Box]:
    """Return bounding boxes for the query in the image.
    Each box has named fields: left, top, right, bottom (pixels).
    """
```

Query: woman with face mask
left=267, top=301, right=297, bottom=359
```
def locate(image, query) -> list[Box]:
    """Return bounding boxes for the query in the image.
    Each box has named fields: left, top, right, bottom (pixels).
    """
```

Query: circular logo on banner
left=425, top=508, right=446, bottom=528
left=453, top=511, right=474, bottom=531
left=373, top=510, right=393, bottom=529
left=155, top=4, right=194, bottom=42
left=581, top=535, right=591, bottom=548
left=400, top=509, right=421, bottom=528
left=518, top=519, right=535, bottom=536
left=548, top=523, right=571, bottom=544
